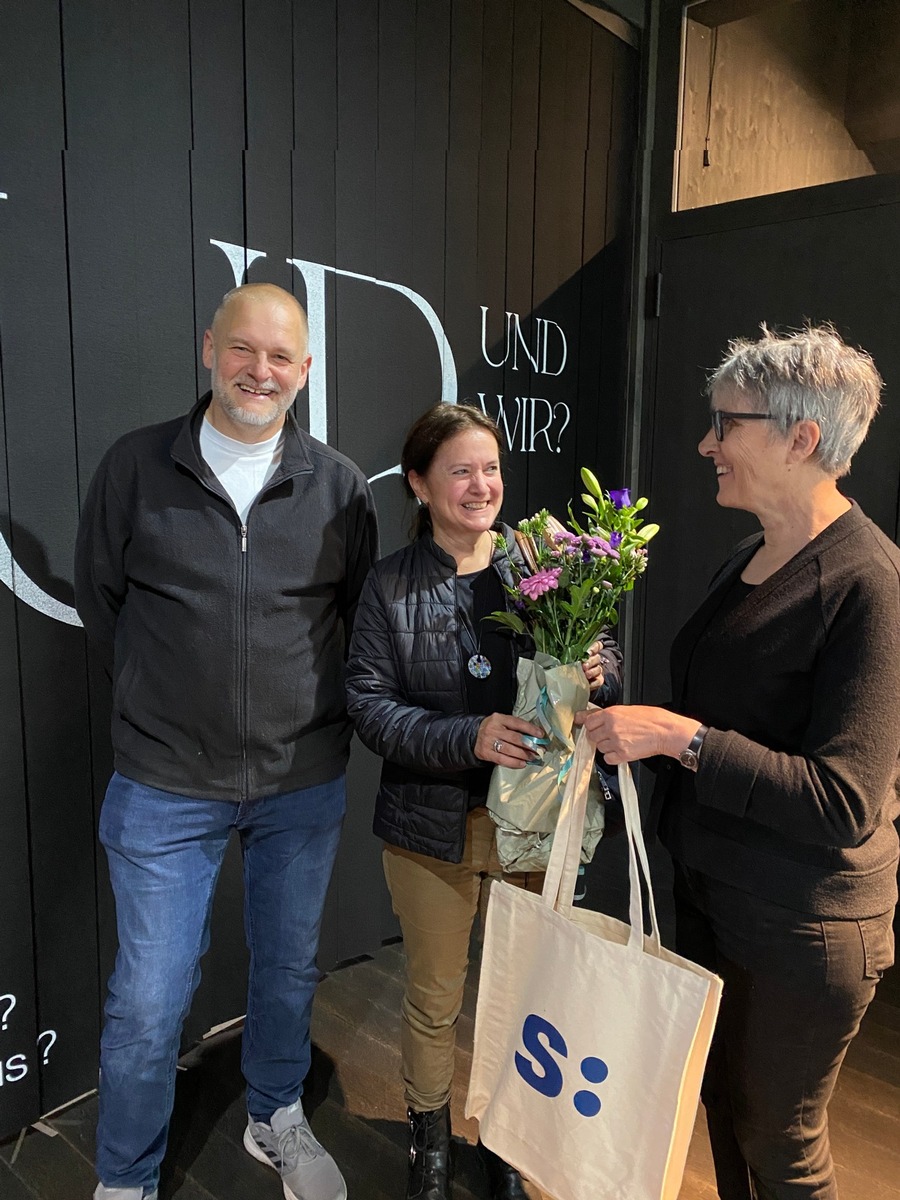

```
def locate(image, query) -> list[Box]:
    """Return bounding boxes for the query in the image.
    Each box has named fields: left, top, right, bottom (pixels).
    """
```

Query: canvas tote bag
left=466, top=728, right=722, bottom=1200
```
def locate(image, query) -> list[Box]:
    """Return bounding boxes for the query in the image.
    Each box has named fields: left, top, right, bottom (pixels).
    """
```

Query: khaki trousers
left=383, top=805, right=543, bottom=1112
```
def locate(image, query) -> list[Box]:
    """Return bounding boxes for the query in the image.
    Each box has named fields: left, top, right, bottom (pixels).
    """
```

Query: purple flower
left=609, top=488, right=631, bottom=510
left=554, top=533, right=580, bottom=558
left=585, top=536, right=619, bottom=561
left=610, top=531, right=623, bottom=549
left=519, top=568, right=562, bottom=600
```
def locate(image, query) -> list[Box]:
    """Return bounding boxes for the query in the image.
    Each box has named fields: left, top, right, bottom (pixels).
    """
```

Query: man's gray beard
left=215, top=386, right=295, bottom=428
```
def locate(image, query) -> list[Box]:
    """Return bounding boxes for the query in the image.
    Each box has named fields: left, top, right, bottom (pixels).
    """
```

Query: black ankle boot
left=407, top=1104, right=452, bottom=1200
left=478, top=1141, right=528, bottom=1200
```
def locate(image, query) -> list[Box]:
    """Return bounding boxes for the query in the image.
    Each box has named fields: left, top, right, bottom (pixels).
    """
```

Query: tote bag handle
left=541, top=722, right=662, bottom=954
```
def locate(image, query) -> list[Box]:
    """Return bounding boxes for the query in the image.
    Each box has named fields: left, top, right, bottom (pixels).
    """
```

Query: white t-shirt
left=199, top=416, right=285, bottom=523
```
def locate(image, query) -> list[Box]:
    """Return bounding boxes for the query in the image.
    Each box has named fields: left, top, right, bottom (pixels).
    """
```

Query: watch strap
left=679, top=724, right=709, bottom=771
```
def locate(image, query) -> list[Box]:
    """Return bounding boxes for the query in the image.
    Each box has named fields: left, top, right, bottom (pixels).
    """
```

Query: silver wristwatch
left=678, top=725, right=709, bottom=772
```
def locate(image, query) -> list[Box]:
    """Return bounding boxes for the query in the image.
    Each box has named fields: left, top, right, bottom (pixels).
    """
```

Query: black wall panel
left=189, top=0, right=246, bottom=151
left=500, top=148, right=538, bottom=518
left=415, top=0, right=452, bottom=149
left=0, top=149, right=98, bottom=1112
left=510, top=0, right=542, bottom=152
left=1, top=3, right=65, bottom=152
left=641, top=204, right=900, bottom=709
left=582, top=32, right=636, bottom=487
left=0, top=0, right=637, bottom=1136
left=294, top=7, right=338, bottom=151
left=448, top=0, right=484, bottom=145
left=61, top=0, right=192, bottom=154
left=0, top=370, right=41, bottom=1125
left=245, top=0, right=295, bottom=149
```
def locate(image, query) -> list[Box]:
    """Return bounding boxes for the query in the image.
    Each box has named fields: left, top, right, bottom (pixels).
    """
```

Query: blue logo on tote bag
left=514, top=1013, right=609, bottom=1117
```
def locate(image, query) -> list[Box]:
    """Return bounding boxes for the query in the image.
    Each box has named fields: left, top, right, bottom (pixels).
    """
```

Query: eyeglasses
left=710, top=410, right=778, bottom=442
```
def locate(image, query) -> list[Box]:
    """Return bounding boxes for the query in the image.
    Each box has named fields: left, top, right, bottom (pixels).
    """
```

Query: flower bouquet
left=486, top=469, right=659, bottom=872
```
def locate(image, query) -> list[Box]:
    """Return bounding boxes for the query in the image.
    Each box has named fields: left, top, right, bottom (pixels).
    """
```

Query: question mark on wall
left=37, top=1030, right=57, bottom=1064
left=553, top=403, right=571, bottom=454
left=0, top=995, right=15, bottom=1031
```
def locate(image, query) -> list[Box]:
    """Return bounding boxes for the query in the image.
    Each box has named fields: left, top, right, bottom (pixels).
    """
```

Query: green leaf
left=581, top=467, right=603, bottom=501
left=486, top=611, right=525, bottom=635
left=567, top=502, right=586, bottom=536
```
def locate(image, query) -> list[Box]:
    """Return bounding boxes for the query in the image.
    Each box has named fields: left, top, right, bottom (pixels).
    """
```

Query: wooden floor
left=1, top=935, right=898, bottom=1200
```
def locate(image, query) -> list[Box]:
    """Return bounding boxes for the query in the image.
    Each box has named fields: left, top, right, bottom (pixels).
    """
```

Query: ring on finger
left=492, top=738, right=503, bottom=753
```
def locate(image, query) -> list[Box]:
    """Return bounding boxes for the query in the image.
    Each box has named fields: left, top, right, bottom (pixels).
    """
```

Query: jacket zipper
left=232, top=468, right=311, bottom=802
left=453, top=572, right=469, bottom=862
left=454, top=573, right=469, bottom=715
left=240, top=522, right=249, bottom=800
left=171, top=420, right=313, bottom=803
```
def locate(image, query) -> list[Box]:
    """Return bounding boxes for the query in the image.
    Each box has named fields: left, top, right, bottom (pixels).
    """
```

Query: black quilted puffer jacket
left=345, top=524, right=622, bottom=863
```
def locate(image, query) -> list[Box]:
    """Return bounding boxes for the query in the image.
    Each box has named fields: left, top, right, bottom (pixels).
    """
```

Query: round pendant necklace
left=467, top=651, right=492, bottom=679
left=464, top=610, right=493, bottom=678
left=459, top=535, right=496, bottom=680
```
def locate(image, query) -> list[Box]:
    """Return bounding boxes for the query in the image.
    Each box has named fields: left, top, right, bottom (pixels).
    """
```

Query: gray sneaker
left=93, top=1189, right=157, bottom=1200
left=243, top=1100, right=347, bottom=1200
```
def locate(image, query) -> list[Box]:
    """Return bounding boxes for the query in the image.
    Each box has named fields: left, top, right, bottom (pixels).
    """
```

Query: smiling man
left=76, top=283, right=378, bottom=1200
left=204, top=285, right=311, bottom=436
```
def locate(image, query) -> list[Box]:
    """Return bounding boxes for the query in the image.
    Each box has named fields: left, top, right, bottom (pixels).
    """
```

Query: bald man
left=76, top=284, right=378, bottom=1200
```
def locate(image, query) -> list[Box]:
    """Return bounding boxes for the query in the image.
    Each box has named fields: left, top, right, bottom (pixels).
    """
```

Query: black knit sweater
left=652, top=503, right=900, bottom=918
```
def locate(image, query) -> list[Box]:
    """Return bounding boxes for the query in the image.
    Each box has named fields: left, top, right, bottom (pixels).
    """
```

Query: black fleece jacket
left=346, top=526, right=623, bottom=863
left=652, top=503, right=900, bottom=918
left=75, top=396, right=378, bottom=803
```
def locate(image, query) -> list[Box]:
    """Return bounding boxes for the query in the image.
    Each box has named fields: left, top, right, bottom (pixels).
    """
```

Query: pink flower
left=519, top=568, right=563, bottom=600
left=584, top=536, right=620, bottom=560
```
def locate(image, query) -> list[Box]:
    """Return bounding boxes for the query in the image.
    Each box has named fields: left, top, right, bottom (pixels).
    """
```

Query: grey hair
left=707, top=324, right=883, bottom=478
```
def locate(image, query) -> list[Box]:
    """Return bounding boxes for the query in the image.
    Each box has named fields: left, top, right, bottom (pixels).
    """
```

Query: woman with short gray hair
left=579, top=325, right=899, bottom=1199
left=710, top=323, right=881, bottom=476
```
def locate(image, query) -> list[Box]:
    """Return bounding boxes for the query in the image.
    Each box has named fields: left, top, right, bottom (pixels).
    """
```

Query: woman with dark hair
left=346, top=403, right=622, bottom=1200
left=579, top=326, right=900, bottom=1200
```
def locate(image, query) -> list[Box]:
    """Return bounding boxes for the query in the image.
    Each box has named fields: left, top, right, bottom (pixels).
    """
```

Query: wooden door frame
left=623, top=0, right=900, bottom=693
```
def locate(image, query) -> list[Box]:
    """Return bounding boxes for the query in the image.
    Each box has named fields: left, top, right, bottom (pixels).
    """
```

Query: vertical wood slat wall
left=0, top=0, right=637, bottom=1136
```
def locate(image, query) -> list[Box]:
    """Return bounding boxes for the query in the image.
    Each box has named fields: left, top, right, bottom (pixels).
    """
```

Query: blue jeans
left=95, top=771, right=346, bottom=1192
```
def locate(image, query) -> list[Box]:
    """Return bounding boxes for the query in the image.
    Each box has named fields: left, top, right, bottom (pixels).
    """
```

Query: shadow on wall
left=455, top=237, right=633, bottom=528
